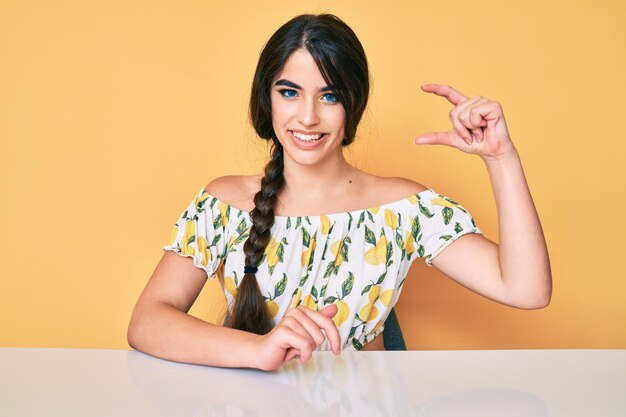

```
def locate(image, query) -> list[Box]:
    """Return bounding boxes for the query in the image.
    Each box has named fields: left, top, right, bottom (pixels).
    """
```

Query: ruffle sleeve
left=415, top=190, right=484, bottom=267
left=162, top=189, right=228, bottom=279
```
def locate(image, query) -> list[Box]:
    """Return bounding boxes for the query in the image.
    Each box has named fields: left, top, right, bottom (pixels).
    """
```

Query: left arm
left=414, top=84, right=552, bottom=309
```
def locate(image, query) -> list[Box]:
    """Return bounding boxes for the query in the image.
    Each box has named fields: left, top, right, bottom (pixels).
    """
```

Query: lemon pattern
left=163, top=187, right=483, bottom=351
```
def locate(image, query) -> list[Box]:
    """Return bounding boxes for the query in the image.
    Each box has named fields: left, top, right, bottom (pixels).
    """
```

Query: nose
left=298, top=98, right=320, bottom=127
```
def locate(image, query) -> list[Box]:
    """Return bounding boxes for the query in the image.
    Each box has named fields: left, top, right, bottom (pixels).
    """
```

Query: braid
left=228, top=143, right=285, bottom=335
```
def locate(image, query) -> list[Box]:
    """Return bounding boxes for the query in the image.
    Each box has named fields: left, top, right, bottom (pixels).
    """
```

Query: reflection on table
left=0, top=348, right=624, bottom=416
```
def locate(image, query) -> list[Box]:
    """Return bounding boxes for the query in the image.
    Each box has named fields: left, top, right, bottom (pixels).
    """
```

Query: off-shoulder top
left=163, top=187, right=483, bottom=351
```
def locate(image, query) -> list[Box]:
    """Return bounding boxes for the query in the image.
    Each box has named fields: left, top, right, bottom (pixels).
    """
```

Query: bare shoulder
left=372, top=175, right=428, bottom=200
left=204, top=174, right=262, bottom=211
left=389, top=176, right=429, bottom=195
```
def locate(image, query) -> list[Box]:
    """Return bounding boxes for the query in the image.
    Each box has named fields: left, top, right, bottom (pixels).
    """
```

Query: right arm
left=127, top=251, right=341, bottom=371
left=127, top=251, right=261, bottom=368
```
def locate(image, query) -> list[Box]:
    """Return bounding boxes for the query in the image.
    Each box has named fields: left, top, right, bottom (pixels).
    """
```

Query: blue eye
left=278, top=88, right=298, bottom=98
left=323, top=93, right=338, bottom=103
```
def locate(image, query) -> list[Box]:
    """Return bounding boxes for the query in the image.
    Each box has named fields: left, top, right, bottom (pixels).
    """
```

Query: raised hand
left=252, top=304, right=341, bottom=371
left=414, top=84, right=517, bottom=161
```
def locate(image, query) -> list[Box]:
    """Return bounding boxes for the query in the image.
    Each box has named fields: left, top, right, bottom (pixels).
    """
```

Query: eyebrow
left=274, top=79, right=334, bottom=93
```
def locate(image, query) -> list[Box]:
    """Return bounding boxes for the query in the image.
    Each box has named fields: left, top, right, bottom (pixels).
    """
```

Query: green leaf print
left=296, top=217, right=301, bottom=229
left=419, top=203, right=434, bottom=218
left=386, top=241, right=393, bottom=263
left=181, top=209, right=189, bottom=220
left=357, top=211, right=365, bottom=229
left=229, top=233, right=248, bottom=250
left=364, top=226, right=376, bottom=246
left=341, top=272, right=354, bottom=299
left=395, top=231, right=403, bottom=249
left=196, top=198, right=207, bottom=212
left=209, top=197, right=217, bottom=209
left=277, top=243, right=285, bottom=262
left=213, top=213, right=222, bottom=230
left=352, top=339, right=363, bottom=350
left=236, top=218, right=247, bottom=235
left=348, top=326, right=357, bottom=340
left=193, top=214, right=199, bottom=221
left=361, top=283, right=372, bottom=296
left=302, top=228, right=311, bottom=247
left=299, top=275, right=308, bottom=286
left=454, top=222, right=463, bottom=233
left=321, top=238, right=329, bottom=261
left=188, top=235, right=196, bottom=244
left=311, top=285, right=318, bottom=299
left=471, top=217, right=476, bottom=227
left=324, top=296, right=338, bottom=305
left=367, top=211, right=374, bottom=222
left=324, top=262, right=335, bottom=278
left=340, top=239, right=349, bottom=262
left=274, top=274, right=287, bottom=298
left=305, top=216, right=312, bottom=225
left=211, top=234, right=221, bottom=246
left=286, top=217, right=291, bottom=229
left=444, top=196, right=467, bottom=213
left=320, top=283, right=327, bottom=299
left=442, top=207, right=453, bottom=225
left=418, top=244, right=425, bottom=257
left=440, top=235, right=453, bottom=241
left=412, top=215, right=421, bottom=240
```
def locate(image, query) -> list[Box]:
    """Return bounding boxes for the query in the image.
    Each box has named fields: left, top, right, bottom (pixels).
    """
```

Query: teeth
left=292, top=131, right=323, bottom=141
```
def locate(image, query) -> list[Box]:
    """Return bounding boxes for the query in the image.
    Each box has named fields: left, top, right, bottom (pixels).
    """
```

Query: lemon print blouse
left=163, top=187, right=483, bottom=351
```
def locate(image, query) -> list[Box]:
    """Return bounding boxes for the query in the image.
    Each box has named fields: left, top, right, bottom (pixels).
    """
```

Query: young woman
left=127, top=13, right=552, bottom=371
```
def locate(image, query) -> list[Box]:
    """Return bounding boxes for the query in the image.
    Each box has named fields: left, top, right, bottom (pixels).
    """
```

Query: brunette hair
left=228, top=13, right=370, bottom=335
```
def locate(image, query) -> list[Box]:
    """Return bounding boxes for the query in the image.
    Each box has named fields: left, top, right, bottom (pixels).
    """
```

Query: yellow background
left=1, top=0, right=624, bottom=350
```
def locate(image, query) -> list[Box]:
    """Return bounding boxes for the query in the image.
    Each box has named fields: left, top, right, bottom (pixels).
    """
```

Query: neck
left=280, top=150, right=359, bottom=201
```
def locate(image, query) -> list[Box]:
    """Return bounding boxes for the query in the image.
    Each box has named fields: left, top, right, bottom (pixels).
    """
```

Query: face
left=270, top=48, right=347, bottom=166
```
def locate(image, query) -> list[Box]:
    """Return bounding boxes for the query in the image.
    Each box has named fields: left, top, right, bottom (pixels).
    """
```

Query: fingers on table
left=281, top=306, right=342, bottom=361
left=296, top=306, right=341, bottom=354
left=278, top=317, right=317, bottom=362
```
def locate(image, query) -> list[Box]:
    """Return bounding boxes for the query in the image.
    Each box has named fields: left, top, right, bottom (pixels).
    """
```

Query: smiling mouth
left=289, top=130, right=327, bottom=142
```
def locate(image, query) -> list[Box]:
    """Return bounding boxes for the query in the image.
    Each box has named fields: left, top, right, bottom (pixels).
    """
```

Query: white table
left=1, top=348, right=624, bottom=416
